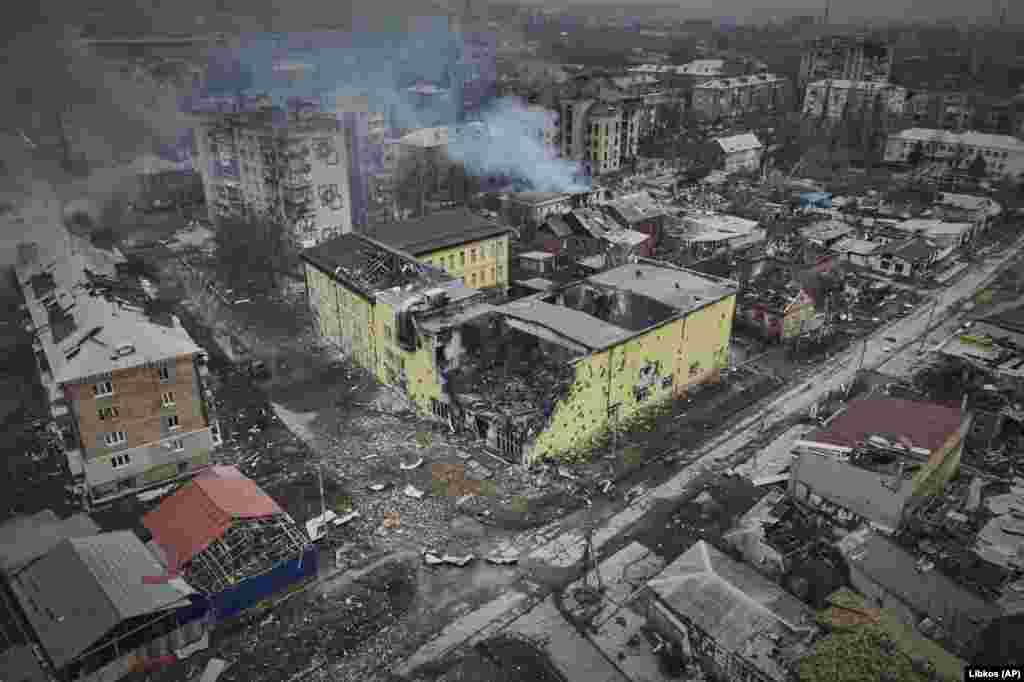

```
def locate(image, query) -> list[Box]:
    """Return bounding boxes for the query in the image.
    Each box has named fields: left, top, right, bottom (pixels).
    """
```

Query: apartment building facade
left=802, top=79, right=907, bottom=125
left=691, top=74, right=790, bottom=122
left=193, top=103, right=353, bottom=247
left=371, top=209, right=513, bottom=292
left=884, top=128, right=1024, bottom=181
left=560, top=97, right=643, bottom=175
left=799, top=35, right=893, bottom=90
left=16, top=238, right=218, bottom=508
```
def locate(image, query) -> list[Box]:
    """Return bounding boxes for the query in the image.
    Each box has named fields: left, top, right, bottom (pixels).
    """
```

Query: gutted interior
left=545, top=281, right=678, bottom=332
left=423, top=309, right=582, bottom=460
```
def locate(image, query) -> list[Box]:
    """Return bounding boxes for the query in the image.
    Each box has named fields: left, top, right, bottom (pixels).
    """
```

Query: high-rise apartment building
left=193, top=103, right=352, bottom=247
left=691, top=74, right=790, bottom=122
left=799, top=35, right=893, bottom=91
left=802, top=80, right=907, bottom=125
left=560, top=98, right=642, bottom=176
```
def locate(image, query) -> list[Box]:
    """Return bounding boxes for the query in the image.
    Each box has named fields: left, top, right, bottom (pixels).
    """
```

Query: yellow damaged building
left=367, top=208, right=512, bottom=292
left=302, top=232, right=737, bottom=464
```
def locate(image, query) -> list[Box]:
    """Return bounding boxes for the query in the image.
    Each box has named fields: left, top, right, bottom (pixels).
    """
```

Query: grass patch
left=975, top=290, right=994, bottom=305
left=431, top=479, right=450, bottom=497
left=622, top=445, right=644, bottom=469
left=479, top=480, right=498, bottom=497
left=414, top=430, right=433, bottom=449
left=327, top=491, right=353, bottom=513
left=510, top=495, right=529, bottom=515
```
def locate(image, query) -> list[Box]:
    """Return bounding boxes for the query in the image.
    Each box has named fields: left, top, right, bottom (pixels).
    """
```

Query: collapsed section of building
left=142, top=466, right=314, bottom=622
left=302, top=231, right=737, bottom=463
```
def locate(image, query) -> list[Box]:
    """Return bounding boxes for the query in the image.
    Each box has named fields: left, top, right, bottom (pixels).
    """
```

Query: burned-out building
left=791, top=397, right=972, bottom=533
left=142, top=466, right=314, bottom=622
left=303, top=233, right=737, bottom=463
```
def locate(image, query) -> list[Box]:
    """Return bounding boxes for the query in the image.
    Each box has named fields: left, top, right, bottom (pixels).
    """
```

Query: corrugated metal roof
left=143, top=469, right=284, bottom=568
left=807, top=396, right=965, bottom=453
left=11, top=532, right=192, bottom=668
left=0, top=510, right=100, bottom=575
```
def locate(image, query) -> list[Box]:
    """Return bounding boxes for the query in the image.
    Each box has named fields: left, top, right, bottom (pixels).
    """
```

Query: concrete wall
left=304, top=263, right=377, bottom=370
left=72, top=354, right=211, bottom=498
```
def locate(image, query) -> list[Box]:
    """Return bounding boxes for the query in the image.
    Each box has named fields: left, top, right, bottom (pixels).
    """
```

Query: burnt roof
left=302, top=233, right=445, bottom=297
left=369, top=209, right=512, bottom=255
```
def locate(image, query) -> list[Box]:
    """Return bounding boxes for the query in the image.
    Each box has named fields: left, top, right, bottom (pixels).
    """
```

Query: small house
left=641, top=540, right=819, bottom=682
left=710, top=132, right=764, bottom=174
left=872, top=236, right=939, bottom=279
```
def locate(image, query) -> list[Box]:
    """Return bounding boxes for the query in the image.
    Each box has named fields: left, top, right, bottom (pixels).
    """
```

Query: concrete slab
left=505, top=596, right=629, bottom=682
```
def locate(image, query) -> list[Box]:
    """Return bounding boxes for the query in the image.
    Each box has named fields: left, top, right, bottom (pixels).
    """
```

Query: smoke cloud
left=447, top=98, right=590, bottom=193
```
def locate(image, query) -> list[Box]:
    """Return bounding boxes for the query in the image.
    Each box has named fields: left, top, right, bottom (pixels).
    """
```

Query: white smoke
left=446, top=97, right=590, bottom=193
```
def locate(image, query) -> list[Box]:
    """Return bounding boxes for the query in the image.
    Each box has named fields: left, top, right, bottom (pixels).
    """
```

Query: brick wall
left=76, top=354, right=206, bottom=459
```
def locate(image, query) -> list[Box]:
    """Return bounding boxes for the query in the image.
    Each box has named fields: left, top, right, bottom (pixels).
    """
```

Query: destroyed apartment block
left=790, top=396, right=972, bottom=533
left=143, top=466, right=315, bottom=622
left=14, top=235, right=219, bottom=509
left=303, top=232, right=737, bottom=463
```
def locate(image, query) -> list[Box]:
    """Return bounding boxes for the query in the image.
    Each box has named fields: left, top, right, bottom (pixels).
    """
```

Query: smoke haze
left=448, top=98, right=590, bottom=193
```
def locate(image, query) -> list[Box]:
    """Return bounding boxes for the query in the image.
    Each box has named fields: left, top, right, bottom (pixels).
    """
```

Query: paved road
left=392, top=232, right=1024, bottom=681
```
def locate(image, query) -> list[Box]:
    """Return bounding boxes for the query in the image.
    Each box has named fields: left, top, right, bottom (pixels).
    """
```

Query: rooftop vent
left=636, top=269, right=643, bottom=278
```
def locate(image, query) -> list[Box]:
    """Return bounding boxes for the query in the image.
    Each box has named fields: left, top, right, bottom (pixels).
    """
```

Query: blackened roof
left=368, top=209, right=512, bottom=255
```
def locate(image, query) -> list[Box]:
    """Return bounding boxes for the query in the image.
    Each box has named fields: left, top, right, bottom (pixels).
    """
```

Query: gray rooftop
left=499, top=298, right=634, bottom=351
left=369, top=208, right=511, bottom=255
left=10, top=531, right=194, bottom=668
left=587, top=262, right=736, bottom=313
left=0, top=510, right=100, bottom=575
left=648, top=540, right=816, bottom=681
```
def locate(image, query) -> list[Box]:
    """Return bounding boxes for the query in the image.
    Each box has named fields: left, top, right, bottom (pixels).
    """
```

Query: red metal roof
left=142, top=470, right=283, bottom=568
left=807, top=397, right=965, bottom=453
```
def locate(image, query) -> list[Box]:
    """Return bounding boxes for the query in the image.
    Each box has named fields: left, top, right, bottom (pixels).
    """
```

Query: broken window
left=431, top=398, right=451, bottom=422
left=497, top=426, right=524, bottom=459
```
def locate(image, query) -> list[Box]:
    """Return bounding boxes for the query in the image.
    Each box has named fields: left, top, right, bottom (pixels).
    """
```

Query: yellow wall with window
left=304, top=263, right=377, bottom=370
left=420, top=235, right=510, bottom=290
left=528, top=294, right=736, bottom=462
